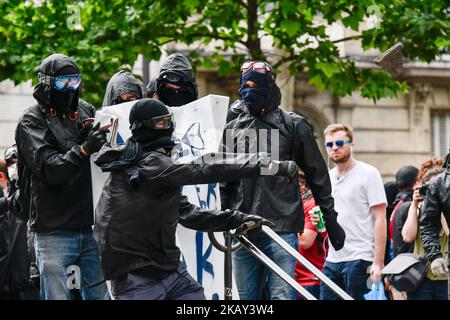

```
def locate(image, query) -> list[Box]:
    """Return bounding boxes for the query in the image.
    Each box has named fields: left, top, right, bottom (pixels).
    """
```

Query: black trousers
left=111, top=262, right=205, bottom=300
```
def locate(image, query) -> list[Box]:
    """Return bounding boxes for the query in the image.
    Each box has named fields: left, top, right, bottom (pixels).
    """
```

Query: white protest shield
left=91, top=95, right=239, bottom=300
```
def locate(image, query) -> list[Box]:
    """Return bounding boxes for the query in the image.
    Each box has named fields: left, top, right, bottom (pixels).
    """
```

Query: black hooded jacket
left=102, top=70, right=143, bottom=107
left=420, top=169, right=450, bottom=263
left=94, top=146, right=272, bottom=280
left=221, top=92, right=337, bottom=233
left=156, top=53, right=198, bottom=103
left=15, top=54, right=96, bottom=233
left=0, top=187, right=37, bottom=299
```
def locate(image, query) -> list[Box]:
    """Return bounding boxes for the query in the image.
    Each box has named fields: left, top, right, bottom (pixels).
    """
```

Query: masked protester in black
left=14, top=53, right=109, bottom=300
left=93, top=98, right=298, bottom=300
left=420, top=152, right=450, bottom=279
left=102, top=70, right=143, bottom=107
left=0, top=145, right=39, bottom=300
left=220, top=61, right=346, bottom=300
left=154, top=53, right=198, bottom=106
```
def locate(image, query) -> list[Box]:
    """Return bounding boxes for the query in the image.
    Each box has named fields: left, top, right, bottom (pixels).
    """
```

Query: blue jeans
left=111, top=262, right=205, bottom=300
left=232, top=232, right=298, bottom=300
left=320, top=259, right=372, bottom=300
left=407, top=279, right=448, bottom=300
left=34, top=229, right=109, bottom=300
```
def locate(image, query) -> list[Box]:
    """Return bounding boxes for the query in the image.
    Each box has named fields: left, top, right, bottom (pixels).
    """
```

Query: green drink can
left=313, top=206, right=326, bottom=232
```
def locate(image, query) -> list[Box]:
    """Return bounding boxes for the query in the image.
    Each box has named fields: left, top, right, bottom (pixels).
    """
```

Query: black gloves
left=272, top=160, right=299, bottom=182
left=323, top=212, right=346, bottom=251
left=81, top=122, right=109, bottom=156
left=76, top=121, right=93, bottom=144
left=233, top=213, right=275, bottom=236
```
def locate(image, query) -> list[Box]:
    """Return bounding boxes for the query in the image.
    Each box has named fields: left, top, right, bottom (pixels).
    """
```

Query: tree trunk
left=246, top=0, right=263, bottom=60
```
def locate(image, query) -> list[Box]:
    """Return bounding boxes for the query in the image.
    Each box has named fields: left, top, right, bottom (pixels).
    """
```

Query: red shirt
left=295, top=197, right=328, bottom=287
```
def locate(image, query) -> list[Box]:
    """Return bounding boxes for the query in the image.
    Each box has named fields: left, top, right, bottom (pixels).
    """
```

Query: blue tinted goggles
left=38, top=73, right=81, bottom=91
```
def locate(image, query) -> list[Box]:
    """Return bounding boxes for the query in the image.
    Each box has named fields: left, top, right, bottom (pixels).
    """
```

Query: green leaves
left=0, top=0, right=447, bottom=106
left=280, top=19, right=301, bottom=37
left=315, top=62, right=340, bottom=78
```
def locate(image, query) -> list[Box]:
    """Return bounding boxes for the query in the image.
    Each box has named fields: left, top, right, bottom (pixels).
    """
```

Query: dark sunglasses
left=325, top=140, right=350, bottom=149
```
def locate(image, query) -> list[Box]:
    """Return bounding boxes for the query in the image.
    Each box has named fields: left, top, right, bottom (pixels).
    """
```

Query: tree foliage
left=0, top=0, right=448, bottom=106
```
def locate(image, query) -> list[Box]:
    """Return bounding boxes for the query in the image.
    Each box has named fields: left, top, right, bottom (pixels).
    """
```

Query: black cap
left=395, top=166, right=419, bottom=189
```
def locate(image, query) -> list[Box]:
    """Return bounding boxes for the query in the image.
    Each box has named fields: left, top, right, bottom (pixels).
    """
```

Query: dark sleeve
left=292, top=117, right=335, bottom=219
left=420, top=181, right=443, bottom=261
left=178, top=195, right=244, bottom=231
left=141, top=152, right=266, bottom=187
left=0, top=197, right=10, bottom=215
left=219, top=121, right=240, bottom=210
left=15, top=112, right=89, bottom=186
left=392, top=201, right=412, bottom=255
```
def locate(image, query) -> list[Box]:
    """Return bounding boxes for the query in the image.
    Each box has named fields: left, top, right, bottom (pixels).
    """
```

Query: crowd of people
left=0, top=52, right=448, bottom=300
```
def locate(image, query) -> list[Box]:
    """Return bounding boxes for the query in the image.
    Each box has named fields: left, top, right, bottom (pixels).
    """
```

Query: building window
left=432, top=112, right=450, bottom=158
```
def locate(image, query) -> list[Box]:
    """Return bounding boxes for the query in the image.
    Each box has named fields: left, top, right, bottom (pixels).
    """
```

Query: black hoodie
left=15, top=54, right=96, bottom=233
left=102, top=70, right=143, bottom=107
left=156, top=53, right=198, bottom=105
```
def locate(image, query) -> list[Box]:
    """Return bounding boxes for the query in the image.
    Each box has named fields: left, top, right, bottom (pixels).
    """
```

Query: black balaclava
left=49, top=66, right=79, bottom=114
left=155, top=53, right=198, bottom=107
left=239, top=70, right=268, bottom=116
left=239, top=63, right=281, bottom=116
left=129, top=98, right=175, bottom=152
left=157, top=74, right=197, bottom=106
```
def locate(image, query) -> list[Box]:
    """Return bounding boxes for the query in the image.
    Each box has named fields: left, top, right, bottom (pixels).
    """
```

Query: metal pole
left=262, top=225, right=353, bottom=300
left=224, top=232, right=233, bottom=300
left=208, top=231, right=242, bottom=300
left=232, top=233, right=317, bottom=300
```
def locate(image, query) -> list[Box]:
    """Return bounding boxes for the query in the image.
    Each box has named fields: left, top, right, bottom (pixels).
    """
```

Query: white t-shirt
left=326, top=161, right=387, bottom=263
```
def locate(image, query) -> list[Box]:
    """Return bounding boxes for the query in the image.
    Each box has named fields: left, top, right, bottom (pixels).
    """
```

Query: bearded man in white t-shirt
left=320, top=124, right=387, bottom=300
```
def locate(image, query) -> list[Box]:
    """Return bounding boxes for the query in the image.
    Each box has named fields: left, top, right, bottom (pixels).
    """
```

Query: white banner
left=91, top=95, right=239, bottom=300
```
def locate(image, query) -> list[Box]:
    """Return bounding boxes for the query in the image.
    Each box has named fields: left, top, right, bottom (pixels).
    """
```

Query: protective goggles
left=131, top=113, right=174, bottom=131
left=240, top=61, right=271, bottom=74
left=159, top=72, right=188, bottom=83
left=38, top=72, right=81, bottom=91
left=325, top=139, right=350, bottom=149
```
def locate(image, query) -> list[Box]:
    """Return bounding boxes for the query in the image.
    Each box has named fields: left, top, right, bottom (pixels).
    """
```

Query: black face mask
left=158, top=86, right=196, bottom=107
left=49, top=89, right=77, bottom=114
left=129, top=98, right=176, bottom=152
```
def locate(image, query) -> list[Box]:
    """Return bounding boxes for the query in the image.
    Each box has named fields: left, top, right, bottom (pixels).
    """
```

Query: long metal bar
left=232, top=233, right=317, bottom=300
left=262, top=225, right=353, bottom=300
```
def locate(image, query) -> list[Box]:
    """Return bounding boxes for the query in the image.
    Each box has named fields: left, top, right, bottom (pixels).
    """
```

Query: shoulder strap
left=389, top=199, right=405, bottom=240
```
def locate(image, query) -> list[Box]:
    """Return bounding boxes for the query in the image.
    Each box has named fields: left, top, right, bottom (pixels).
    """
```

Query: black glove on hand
left=76, top=121, right=93, bottom=144
left=82, top=122, right=109, bottom=155
left=234, top=214, right=275, bottom=236
left=272, top=160, right=299, bottom=183
left=323, top=213, right=346, bottom=251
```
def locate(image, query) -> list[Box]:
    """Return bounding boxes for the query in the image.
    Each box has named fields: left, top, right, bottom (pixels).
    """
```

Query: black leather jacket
left=420, top=169, right=450, bottom=263
left=94, top=148, right=273, bottom=280
left=221, top=106, right=338, bottom=233
left=15, top=54, right=96, bottom=233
